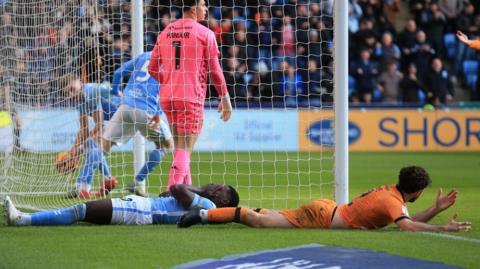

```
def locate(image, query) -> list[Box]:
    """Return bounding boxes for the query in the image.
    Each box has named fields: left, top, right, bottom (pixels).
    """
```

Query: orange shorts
left=161, top=100, right=204, bottom=134
left=279, top=199, right=337, bottom=228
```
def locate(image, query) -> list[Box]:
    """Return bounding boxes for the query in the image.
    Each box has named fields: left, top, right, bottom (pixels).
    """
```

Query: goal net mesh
left=0, top=0, right=334, bottom=211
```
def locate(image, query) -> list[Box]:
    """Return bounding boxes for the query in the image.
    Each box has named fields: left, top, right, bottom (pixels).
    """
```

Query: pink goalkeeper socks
left=167, top=149, right=191, bottom=189
left=184, top=166, right=192, bottom=185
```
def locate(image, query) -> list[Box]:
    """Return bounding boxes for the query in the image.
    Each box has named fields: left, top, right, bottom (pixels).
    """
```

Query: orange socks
left=207, top=207, right=248, bottom=223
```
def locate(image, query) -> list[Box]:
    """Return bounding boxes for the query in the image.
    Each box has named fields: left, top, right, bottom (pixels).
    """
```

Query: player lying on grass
left=179, top=166, right=472, bottom=232
left=4, top=184, right=239, bottom=226
left=61, top=75, right=118, bottom=199
left=101, top=51, right=174, bottom=197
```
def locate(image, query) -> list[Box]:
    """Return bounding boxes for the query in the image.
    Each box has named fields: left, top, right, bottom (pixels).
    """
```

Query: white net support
left=0, top=0, right=335, bottom=211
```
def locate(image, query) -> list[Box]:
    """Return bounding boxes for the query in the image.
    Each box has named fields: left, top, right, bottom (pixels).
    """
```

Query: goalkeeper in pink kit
left=149, top=0, right=232, bottom=188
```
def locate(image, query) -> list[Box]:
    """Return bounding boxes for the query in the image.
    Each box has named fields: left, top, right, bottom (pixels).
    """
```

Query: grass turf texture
left=1, top=152, right=479, bottom=268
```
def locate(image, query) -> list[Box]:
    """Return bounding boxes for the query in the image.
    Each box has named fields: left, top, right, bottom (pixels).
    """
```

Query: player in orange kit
left=178, top=166, right=471, bottom=232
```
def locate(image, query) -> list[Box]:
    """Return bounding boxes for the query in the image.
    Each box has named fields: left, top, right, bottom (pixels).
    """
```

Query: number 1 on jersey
left=172, top=41, right=181, bottom=70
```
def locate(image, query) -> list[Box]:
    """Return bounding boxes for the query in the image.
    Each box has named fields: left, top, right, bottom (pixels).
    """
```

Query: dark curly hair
left=397, top=166, right=431, bottom=193
left=176, top=0, right=198, bottom=12
left=227, top=185, right=240, bottom=207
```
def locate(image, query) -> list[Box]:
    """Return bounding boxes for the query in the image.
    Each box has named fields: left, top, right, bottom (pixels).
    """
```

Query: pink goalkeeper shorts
left=161, top=100, right=204, bottom=135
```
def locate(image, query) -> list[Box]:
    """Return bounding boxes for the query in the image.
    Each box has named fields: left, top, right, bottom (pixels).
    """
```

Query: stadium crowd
left=1, top=0, right=480, bottom=107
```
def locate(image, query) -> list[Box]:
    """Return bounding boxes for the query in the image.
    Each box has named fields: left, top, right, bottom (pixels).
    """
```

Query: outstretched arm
left=396, top=213, right=471, bottom=232
left=411, top=188, right=457, bottom=223
left=111, top=57, right=136, bottom=96
left=456, top=31, right=480, bottom=50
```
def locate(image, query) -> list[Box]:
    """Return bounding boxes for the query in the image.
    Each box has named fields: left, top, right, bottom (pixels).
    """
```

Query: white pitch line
left=422, top=232, right=480, bottom=244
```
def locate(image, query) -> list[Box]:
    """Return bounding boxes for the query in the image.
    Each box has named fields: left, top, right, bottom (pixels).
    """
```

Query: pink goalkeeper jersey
left=149, top=18, right=228, bottom=105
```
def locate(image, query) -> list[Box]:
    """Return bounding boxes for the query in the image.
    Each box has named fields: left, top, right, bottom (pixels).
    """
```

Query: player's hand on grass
left=434, top=188, right=457, bottom=212
left=444, top=213, right=471, bottom=232
left=218, top=95, right=232, bottom=121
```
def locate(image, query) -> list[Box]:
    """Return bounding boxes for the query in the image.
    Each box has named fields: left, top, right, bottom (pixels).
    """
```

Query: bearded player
left=179, top=166, right=471, bottom=232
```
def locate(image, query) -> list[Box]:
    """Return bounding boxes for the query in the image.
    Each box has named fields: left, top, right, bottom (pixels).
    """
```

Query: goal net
left=0, top=0, right=337, bottom=211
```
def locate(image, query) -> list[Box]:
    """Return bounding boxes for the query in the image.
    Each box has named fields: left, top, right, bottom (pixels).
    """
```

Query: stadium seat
left=463, top=60, right=478, bottom=74
left=348, top=75, right=356, bottom=96
left=466, top=74, right=478, bottom=88
left=418, top=89, right=426, bottom=104
left=443, top=34, right=456, bottom=59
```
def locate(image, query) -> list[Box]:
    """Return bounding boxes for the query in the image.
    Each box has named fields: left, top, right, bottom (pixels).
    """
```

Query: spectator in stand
left=375, top=32, right=401, bottom=71
left=425, top=58, right=454, bottom=105
left=400, top=63, right=425, bottom=103
left=419, top=3, right=446, bottom=57
left=352, top=18, right=377, bottom=58
left=277, top=61, right=303, bottom=105
left=223, top=57, right=247, bottom=99
left=438, top=0, right=465, bottom=33
left=456, top=3, right=478, bottom=38
left=301, top=59, right=321, bottom=103
left=305, top=29, right=322, bottom=68
left=351, top=49, right=379, bottom=104
left=411, top=30, right=436, bottom=84
left=383, top=0, right=400, bottom=26
left=378, top=60, right=403, bottom=103
left=277, top=16, right=296, bottom=65
left=348, top=0, right=363, bottom=34
left=398, top=19, right=419, bottom=70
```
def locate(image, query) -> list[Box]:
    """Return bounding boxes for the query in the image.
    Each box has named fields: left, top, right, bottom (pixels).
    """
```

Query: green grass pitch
left=0, top=152, right=479, bottom=268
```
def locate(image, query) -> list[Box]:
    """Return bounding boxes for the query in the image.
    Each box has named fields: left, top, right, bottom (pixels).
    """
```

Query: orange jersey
left=338, top=184, right=410, bottom=229
left=469, top=40, right=480, bottom=51
left=279, top=199, right=337, bottom=228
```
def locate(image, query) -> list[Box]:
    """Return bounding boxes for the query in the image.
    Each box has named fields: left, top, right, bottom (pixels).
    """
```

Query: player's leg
left=102, top=105, right=140, bottom=194
left=4, top=196, right=86, bottom=226
left=66, top=138, right=103, bottom=198
left=178, top=207, right=294, bottom=228
left=167, top=101, right=202, bottom=188
left=168, top=134, right=196, bottom=188
left=133, top=113, right=173, bottom=196
left=85, top=138, right=117, bottom=197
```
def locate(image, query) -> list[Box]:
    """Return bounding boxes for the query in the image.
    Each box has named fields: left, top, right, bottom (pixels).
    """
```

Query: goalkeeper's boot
left=178, top=206, right=202, bottom=228
left=96, top=177, right=119, bottom=197
left=4, top=196, right=22, bottom=226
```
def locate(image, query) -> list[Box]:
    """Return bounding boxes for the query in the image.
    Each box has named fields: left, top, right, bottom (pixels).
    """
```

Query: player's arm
left=148, top=104, right=162, bottom=130
left=206, top=32, right=232, bottom=121
left=396, top=213, right=471, bottom=232
left=411, top=188, right=457, bottom=223
left=170, top=184, right=217, bottom=209
left=71, top=112, right=89, bottom=156
left=456, top=31, right=480, bottom=50
left=111, top=57, right=136, bottom=96
left=148, top=35, right=162, bottom=82
left=90, top=108, right=104, bottom=139
left=169, top=184, right=202, bottom=208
